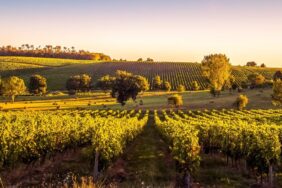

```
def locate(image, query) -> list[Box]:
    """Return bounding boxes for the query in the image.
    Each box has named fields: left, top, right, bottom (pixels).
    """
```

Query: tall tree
left=111, top=70, right=149, bottom=105
left=1, top=76, right=26, bottom=102
left=29, top=74, right=47, bottom=95
left=201, top=54, right=231, bottom=92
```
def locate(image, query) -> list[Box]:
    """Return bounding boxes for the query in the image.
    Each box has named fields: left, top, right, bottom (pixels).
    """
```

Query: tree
left=168, top=94, right=183, bottom=107
left=235, top=94, right=249, bottom=110
left=248, top=73, right=265, bottom=88
left=191, top=81, right=200, bottom=91
left=246, top=61, right=257, bottom=67
left=260, top=63, right=266, bottom=68
left=137, top=58, right=143, bottom=62
left=79, top=74, right=92, bottom=92
left=201, top=54, right=231, bottom=93
left=153, top=75, right=162, bottom=90
left=66, top=75, right=81, bottom=95
left=96, top=75, right=115, bottom=92
left=1, top=76, right=26, bottom=102
left=177, top=84, right=185, bottom=92
left=163, top=81, right=171, bottom=91
left=111, top=70, right=149, bottom=105
left=255, top=74, right=265, bottom=86
left=29, top=74, right=47, bottom=95
left=272, top=79, right=282, bottom=104
left=273, top=71, right=282, bottom=81
left=146, top=58, right=154, bottom=62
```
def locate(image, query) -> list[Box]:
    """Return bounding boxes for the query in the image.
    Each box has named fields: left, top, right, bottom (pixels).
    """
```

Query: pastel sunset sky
left=1, top=0, right=282, bottom=67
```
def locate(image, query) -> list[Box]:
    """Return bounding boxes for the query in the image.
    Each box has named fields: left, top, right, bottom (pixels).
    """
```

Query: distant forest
left=0, top=44, right=111, bottom=61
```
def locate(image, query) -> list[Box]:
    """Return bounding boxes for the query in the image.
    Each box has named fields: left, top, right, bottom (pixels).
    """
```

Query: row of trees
left=0, top=44, right=111, bottom=61
left=246, top=61, right=266, bottom=67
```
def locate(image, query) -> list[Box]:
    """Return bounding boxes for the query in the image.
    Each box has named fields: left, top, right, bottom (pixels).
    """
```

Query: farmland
left=0, top=56, right=282, bottom=187
left=1, top=108, right=282, bottom=187
left=0, top=56, right=281, bottom=91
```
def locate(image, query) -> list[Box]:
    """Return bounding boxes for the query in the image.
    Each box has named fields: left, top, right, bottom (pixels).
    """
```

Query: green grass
left=115, top=114, right=176, bottom=187
left=196, top=154, right=256, bottom=188
left=0, top=89, right=278, bottom=111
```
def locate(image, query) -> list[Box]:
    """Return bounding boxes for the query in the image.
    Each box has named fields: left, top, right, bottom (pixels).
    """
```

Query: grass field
left=0, top=89, right=277, bottom=111
left=0, top=56, right=281, bottom=91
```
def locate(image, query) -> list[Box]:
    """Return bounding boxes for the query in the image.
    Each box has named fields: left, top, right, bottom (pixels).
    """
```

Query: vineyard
left=155, top=109, right=282, bottom=186
left=0, top=56, right=281, bottom=91
left=1, top=109, right=282, bottom=187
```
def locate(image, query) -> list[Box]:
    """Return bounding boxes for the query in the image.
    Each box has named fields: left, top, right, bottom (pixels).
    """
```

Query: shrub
left=163, top=81, right=171, bottom=91
left=167, top=94, right=183, bottom=107
left=177, top=84, right=185, bottom=92
left=191, top=81, right=200, bottom=91
left=272, top=79, right=282, bottom=105
left=235, top=95, right=249, bottom=110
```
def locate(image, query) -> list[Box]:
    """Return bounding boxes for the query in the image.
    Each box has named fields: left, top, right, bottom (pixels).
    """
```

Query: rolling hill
left=0, top=56, right=281, bottom=91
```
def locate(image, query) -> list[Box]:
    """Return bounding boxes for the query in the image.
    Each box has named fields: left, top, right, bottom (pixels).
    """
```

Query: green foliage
left=80, top=74, right=92, bottom=92
left=201, top=54, right=231, bottom=91
left=157, top=109, right=282, bottom=183
left=273, top=71, right=282, bottom=81
left=0, top=110, right=148, bottom=169
left=1, top=76, right=26, bottom=102
left=272, top=79, right=282, bottom=104
left=248, top=73, right=265, bottom=88
left=163, top=81, right=171, bottom=91
left=29, top=74, right=47, bottom=95
left=177, top=84, right=186, bottom=92
left=111, top=70, right=150, bottom=105
left=167, top=94, right=183, bottom=107
left=155, top=111, right=200, bottom=175
left=191, top=81, right=200, bottom=91
left=96, top=75, right=115, bottom=92
left=235, top=94, right=249, bottom=110
left=66, top=74, right=92, bottom=94
left=246, top=61, right=257, bottom=67
left=153, top=75, right=162, bottom=90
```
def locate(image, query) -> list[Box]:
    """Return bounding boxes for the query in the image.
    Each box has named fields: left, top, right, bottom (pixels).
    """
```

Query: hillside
left=0, top=56, right=281, bottom=91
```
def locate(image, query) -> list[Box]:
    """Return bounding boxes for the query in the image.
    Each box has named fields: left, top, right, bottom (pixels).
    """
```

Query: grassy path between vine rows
left=106, top=113, right=178, bottom=187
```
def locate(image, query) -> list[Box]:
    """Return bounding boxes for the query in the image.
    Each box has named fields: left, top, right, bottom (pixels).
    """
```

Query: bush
left=177, top=84, right=185, bottom=92
left=163, top=81, right=171, bottom=91
left=191, top=81, right=200, bottom=91
left=235, top=95, right=249, bottom=110
left=167, top=94, right=183, bottom=107
left=272, top=79, right=282, bottom=105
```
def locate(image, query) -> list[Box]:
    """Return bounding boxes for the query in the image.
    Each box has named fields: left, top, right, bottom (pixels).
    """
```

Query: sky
left=0, top=0, right=282, bottom=67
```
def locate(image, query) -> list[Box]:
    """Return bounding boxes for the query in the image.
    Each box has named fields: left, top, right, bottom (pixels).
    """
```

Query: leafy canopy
left=201, top=54, right=231, bottom=91
left=111, top=70, right=149, bottom=105
left=1, top=76, right=26, bottom=102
